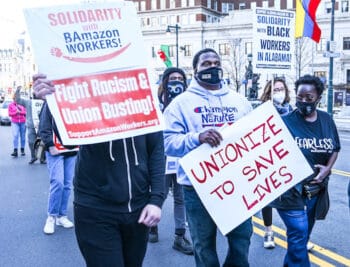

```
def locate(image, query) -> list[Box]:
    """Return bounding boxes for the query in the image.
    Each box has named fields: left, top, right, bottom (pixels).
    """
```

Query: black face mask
left=296, top=100, right=318, bottom=116
left=196, top=67, right=223, bottom=86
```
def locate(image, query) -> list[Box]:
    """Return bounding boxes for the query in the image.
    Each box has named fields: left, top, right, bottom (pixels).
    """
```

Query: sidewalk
left=334, top=116, right=350, bottom=132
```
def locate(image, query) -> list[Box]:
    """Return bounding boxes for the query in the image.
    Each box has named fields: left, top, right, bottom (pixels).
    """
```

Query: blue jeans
left=46, top=152, right=76, bottom=217
left=11, top=122, right=26, bottom=149
left=277, top=196, right=318, bottom=267
left=183, top=186, right=252, bottom=267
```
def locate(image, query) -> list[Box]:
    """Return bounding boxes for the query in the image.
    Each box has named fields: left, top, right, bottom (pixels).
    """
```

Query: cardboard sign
left=24, top=1, right=164, bottom=145
left=179, top=101, right=313, bottom=235
left=252, top=8, right=295, bottom=75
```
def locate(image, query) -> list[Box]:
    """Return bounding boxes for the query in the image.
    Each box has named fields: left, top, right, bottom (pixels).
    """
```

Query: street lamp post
left=166, top=24, right=180, bottom=67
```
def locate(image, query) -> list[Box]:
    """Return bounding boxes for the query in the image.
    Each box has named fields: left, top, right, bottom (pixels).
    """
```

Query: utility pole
left=327, top=0, right=335, bottom=117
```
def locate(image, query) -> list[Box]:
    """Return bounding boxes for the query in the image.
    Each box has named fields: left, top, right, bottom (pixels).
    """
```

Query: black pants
left=74, top=204, right=149, bottom=267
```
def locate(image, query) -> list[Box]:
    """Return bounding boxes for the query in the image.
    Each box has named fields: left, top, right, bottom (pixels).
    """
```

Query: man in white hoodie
left=163, top=48, right=253, bottom=267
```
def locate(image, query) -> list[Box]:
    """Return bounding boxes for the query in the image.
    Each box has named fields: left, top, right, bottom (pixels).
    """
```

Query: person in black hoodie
left=39, top=101, right=78, bottom=235
left=33, top=74, right=166, bottom=267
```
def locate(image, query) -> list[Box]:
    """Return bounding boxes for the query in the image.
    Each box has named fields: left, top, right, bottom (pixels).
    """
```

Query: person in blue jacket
left=271, top=74, right=340, bottom=267
left=33, top=74, right=166, bottom=267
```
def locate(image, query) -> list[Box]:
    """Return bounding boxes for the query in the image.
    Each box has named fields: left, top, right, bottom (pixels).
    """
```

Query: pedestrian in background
left=163, top=48, right=253, bottom=266
left=271, top=74, right=341, bottom=267
left=39, top=101, right=77, bottom=235
left=8, top=94, right=26, bottom=157
left=15, top=86, right=44, bottom=164
left=33, top=74, right=166, bottom=267
left=148, top=67, right=193, bottom=255
left=259, top=77, right=293, bottom=249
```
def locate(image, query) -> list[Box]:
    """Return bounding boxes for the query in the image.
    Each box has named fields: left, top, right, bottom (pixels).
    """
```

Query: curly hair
left=295, top=74, right=324, bottom=96
left=260, top=77, right=291, bottom=104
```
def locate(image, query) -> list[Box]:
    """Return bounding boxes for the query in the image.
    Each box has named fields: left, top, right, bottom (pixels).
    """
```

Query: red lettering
left=210, top=180, right=235, bottom=200
left=215, top=148, right=229, bottom=168
left=242, top=194, right=258, bottom=210
left=266, top=115, right=282, bottom=135
left=279, top=166, right=293, bottom=184
left=272, top=140, right=289, bottom=160
left=242, top=165, right=257, bottom=181
left=191, top=162, right=207, bottom=183
left=244, top=130, right=261, bottom=149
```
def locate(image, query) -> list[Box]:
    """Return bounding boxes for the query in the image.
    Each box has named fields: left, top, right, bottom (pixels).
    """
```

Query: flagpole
left=327, top=0, right=335, bottom=117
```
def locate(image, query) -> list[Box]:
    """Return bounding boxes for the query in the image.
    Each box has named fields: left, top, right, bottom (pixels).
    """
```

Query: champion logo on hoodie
left=193, top=105, right=237, bottom=127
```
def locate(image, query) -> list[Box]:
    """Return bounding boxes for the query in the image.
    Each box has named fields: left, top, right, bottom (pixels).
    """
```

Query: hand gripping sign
left=179, top=101, right=313, bottom=235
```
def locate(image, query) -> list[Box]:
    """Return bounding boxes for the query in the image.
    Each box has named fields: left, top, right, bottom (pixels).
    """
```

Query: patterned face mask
left=166, top=81, right=185, bottom=101
left=295, top=100, right=317, bottom=116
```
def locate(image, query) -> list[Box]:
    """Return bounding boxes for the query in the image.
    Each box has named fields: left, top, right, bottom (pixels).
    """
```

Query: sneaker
left=56, top=216, right=74, bottom=228
left=148, top=226, right=159, bottom=243
left=307, top=242, right=314, bottom=251
left=263, top=232, right=275, bottom=249
left=21, top=148, right=25, bottom=156
left=43, top=216, right=55, bottom=234
left=173, top=235, right=194, bottom=255
left=11, top=150, right=18, bottom=157
left=28, top=158, right=37, bottom=164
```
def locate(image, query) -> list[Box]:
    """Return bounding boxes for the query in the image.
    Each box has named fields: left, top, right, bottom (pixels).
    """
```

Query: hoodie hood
left=187, top=78, right=230, bottom=99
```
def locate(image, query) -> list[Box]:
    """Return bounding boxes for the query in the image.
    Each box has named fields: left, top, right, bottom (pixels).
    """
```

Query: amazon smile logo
left=50, top=42, right=131, bottom=63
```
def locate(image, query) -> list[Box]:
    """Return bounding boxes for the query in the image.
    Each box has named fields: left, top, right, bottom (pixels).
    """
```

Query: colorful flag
left=295, top=0, right=321, bottom=43
left=157, top=45, right=173, bottom=67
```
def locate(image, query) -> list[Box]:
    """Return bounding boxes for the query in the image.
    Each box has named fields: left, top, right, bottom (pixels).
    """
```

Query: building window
left=239, top=3, right=246, bottom=10
left=347, top=69, right=350, bottom=83
left=151, top=0, right=157, bottom=10
left=160, top=16, right=167, bottom=26
left=219, top=43, right=230, bottom=56
left=245, top=42, right=252, bottom=55
left=141, top=18, right=148, bottom=27
left=181, top=45, right=193, bottom=57
left=181, top=14, right=189, bottom=25
left=170, top=15, right=177, bottom=25
left=189, top=0, right=195, bottom=6
left=169, top=45, right=176, bottom=57
left=343, top=37, right=350, bottom=50
left=316, top=38, right=327, bottom=52
left=342, top=0, right=349, bottom=12
left=160, top=1, right=165, bottom=9
left=140, top=1, right=146, bottom=11
left=170, top=0, right=176, bottom=9
left=189, top=14, right=196, bottom=24
left=325, top=2, right=332, bottom=13
left=150, top=17, right=158, bottom=27
left=222, top=3, right=234, bottom=13
left=213, top=0, right=218, bottom=11
left=181, top=0, right=187, bottom=7
left=207, top=0, right=211, bottom=9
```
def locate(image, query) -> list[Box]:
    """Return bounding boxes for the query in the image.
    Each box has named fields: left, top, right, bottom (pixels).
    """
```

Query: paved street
left=0, top=125, right=349, bottom=267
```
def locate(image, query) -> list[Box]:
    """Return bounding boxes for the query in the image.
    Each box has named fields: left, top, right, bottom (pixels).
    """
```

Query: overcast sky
left=0, top=0, right=82, bottom=48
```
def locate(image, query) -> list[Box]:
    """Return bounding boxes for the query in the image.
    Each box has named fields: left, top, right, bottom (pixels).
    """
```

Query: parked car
left=0, top=99, right=12, bottom=125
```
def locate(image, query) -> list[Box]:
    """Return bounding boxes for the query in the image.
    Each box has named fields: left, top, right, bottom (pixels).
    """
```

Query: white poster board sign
left=24, top=1, right=163, bottom=145
left=179, top=102, right=313, bottom=235
left=252, top=8, right=295, bottom=75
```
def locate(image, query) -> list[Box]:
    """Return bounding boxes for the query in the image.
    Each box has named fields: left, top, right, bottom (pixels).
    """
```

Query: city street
left=0, top=125, right=349, bottom=267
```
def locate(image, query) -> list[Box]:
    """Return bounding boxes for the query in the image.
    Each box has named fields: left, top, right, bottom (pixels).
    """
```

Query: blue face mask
left=196, top=67, right=223, bottom=86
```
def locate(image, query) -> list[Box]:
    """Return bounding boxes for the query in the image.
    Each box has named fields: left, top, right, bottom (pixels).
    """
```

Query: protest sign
left=166, top=156, right=179, bottom=175
left=24, top=1, right=163, bottom=145
left=252, top=8, right=295, bottom=75
left=179, top=101, right=313, bottom=235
